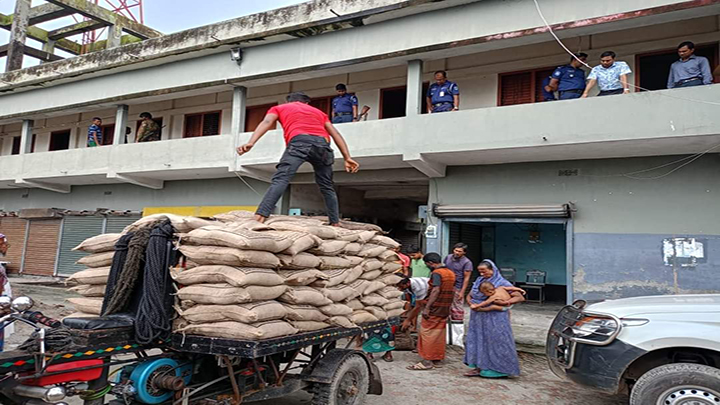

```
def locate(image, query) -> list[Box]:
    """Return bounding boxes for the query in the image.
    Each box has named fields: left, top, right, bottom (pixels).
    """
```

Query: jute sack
left=318, top=256, right=351, bottom=270
left=177, top=320, right=298, bottom=340
left=173, top=317, right=190, bottom=331
left=311, top=269, right=348, bottom=288
left=347, top=280, right=370, bottom=295
left=309, top=240, right=350, bottom=256
left=346, top=256, right=364, bottom=267
left=282, top=304, right=328, bottom=322
left=212, top=210, right=256, bottom=223
left=378, top=250, right=400, bottom=262
left=76, top=251, right=115, bottom=268
left=360, top=294, right=390, bottom=307
left=370, top=235, right=401, bottom=249
left=346, top=299, right=364, bottom=311
left=180, top=226, right=295, bottom=253
left=378, top=274, right=403, bottom=286
left=358, top=244, right=385, bottom=258
left=177, top=284, right=287, bottom=305
left=177, top=301, right=288, bottom=324
left=387, top=308, right=405, bottom=318
left=322, top=285, right=360, bottom=302
left=377, top=286, right=404, bottom=300
left=66, top=267, right=110, bottom=285
left=383, top=301, right=405, bottom=311
left=359, top=270, right=382, bottom=280
left=124, top=214, right=216, bottom=234
left=277, top=253, right=321, bottom=270
left=67, top=297, right=103, bottom=315
left=73, top=233, right=121, bottom=253
left=171, top=265, right=284, bottom=287
left=312, top=218, right=382, bottom=233
left=279, top=287, right=333, bottom=306
left=343, top=243, right=363, bottom=256
left=277, top=232, right=322, bottom=256
left=362, top=259, right=384, bottom=272
left=178, top=245, right=280, bottom=269
left=351, top=310, right=379, bottom=324
left=278, top=269, right=328, bottom=286
left=343, top=266, right=364, bottom=284
left=69, top=284, right=106, bottom=297
left=327, top=316, right=355, bottom=328
left=267, top=220, right=339, bottom=240
left=290, top=320, right=330, bottom=332
left=365, top=306, right=388, bottom=320
left=363, top=281, right=386, bottom=296
left=381, top=262, right=403, bottom=274
left=336, top=229, right=377, bottom=243
left=318, top=303, right=353, bottom=317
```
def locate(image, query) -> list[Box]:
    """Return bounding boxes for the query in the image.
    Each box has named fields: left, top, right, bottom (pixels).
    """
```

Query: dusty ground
left=6, top=280, right=627, bottom=405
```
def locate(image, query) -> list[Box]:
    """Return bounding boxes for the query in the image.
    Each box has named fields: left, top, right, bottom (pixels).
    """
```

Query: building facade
left=1, top=0, right=719, bottom=301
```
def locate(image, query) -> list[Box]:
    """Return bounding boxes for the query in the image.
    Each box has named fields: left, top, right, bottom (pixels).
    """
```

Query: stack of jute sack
left=173, top=212, right=407, bottom=340
left=65, top=233, right=120, bottom=317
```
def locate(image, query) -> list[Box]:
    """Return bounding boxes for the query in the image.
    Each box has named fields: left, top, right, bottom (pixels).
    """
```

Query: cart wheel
left=312, top=355, right=369, bottom=405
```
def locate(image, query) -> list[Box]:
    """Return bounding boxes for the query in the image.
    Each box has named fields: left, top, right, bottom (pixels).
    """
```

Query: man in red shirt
left=237, top=92, right=360, bottom=225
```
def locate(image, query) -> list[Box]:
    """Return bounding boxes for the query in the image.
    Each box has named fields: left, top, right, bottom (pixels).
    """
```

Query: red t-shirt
left=267, top=102, right=331, bottom=144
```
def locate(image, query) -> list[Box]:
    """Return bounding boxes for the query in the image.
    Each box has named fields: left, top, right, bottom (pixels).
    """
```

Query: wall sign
left=663, top=237, right=706, bottom=267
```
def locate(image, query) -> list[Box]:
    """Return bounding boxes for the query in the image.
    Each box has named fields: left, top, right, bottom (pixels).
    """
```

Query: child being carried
left=470, top=282, right=526, bottom=312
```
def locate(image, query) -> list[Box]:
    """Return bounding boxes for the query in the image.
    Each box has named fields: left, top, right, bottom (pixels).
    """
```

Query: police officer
left=541, top=75, right=556, bottom=101
left=426, top=71, right=459, bottom=113
left=331, top=84, right=358, bottom=123
left=546, top=53, right=588, bottom=100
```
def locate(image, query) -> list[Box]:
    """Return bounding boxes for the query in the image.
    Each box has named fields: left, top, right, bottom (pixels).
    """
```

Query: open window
left=184, top=111, right=221, bottom=138
left=11, top=136, right=21, bottom=155
left=379, top=83, right=429, bottom=119
left=636, top=44, right=718, bottom=91
left=498, top=67, right=556, bottom=106
left=49, top=130, right=71, bottom=151
left=101, top=124, right=117, bottom=145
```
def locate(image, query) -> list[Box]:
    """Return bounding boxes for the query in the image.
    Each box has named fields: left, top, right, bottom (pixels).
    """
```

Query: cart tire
left=311, top=355, right=369, bottom=405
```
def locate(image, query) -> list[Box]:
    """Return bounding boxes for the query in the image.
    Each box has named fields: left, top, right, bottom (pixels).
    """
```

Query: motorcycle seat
left=62, top=314, right=135, bottom=330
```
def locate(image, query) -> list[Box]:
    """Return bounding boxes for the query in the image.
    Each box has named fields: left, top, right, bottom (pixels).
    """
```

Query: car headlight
left=571, top=314, right=620, bottom=344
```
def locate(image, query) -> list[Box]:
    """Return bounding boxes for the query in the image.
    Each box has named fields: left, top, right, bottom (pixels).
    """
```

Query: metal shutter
left=56, top=216, right=105, bottom=276
left=105, top=216, right=140, bottom=233
left=22, top=219, right=61, bottom=276
left=0, top=217, right=28, bottom=274
left=434, top=204, right=572, bottom=218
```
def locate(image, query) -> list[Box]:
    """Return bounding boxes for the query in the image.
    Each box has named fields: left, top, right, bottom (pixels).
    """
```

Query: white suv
left=547, top=294, right=720, bottom=405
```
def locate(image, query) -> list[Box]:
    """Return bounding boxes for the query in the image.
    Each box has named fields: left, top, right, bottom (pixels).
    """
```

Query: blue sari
left=463, top=259, right=521, bottom=376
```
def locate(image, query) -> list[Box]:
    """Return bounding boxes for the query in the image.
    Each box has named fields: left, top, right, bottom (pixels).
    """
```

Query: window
left=245, top=104, right=277, bottom=132
left=101, top=124, right=115, bottom=145
left=310, top=96, right=333, bottom=116
left=636, top=44, right=718, bottom=91
left=135, top=117, right=164, bottom=141
left=498, top=67, right=556, bottom=106
left=380, top=83, right=429, bottom=119
left=49, top=130, right=71, bottom=151
left=11, top=136, right=21, bottom=155
left=31, top=134, right=36, bottom=153
left=184, top=111, right=221, bottom=138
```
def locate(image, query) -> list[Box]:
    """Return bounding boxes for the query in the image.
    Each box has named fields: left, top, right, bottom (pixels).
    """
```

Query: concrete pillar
left=107, top=23, right=123, bottom=49
left=231, top=86, right=248, bottom=135
left=18, top=119, right=34, bottom=155
left=406, top=60, right=424, bottom=116
left=5, top=0, right=31, bottom=72
left=41, top=40, right=56, bottom=64
left=113, top=104, right=129, bottom=145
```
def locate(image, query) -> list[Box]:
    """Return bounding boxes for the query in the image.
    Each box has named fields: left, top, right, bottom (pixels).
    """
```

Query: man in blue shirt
left=667, top=41, right=713, bottom=89
left=582, top=51, right=632, bottom=97
left=426, top=71, right=460, bottom=113
left=546, top=53, right=588, bottom=100
left=541, top=76, right=555, bottom=101
left=87, top=117, right=103, bottom=147
left=331, top=84, right=358, bottom=124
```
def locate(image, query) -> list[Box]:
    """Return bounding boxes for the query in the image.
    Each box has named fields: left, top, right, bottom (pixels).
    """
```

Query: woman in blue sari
left=463, top=259, right=524, bottom=378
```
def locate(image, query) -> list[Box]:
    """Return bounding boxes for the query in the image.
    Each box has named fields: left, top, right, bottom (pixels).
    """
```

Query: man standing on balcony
left=136, top=112, right=161, bottom=143
left=236, top=92, right=360, bottom=225
left=546, top=53, right=588, bottom=100
left=427, top=71, right=460, bottom=113
left=331, top=84, right=359, bottom=124
left=582, top=51, right=632, bottom=97
left=667, top=41, right=713, bottom=89
left=87, top=117, right=103, bottom=147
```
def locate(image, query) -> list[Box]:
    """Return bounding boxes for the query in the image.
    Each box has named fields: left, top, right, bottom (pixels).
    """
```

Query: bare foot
left=253, top=214, right=267, bottom=223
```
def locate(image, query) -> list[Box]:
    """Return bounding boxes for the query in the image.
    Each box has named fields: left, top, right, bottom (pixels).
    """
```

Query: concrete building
left=0, top=0, right=719, bottom=302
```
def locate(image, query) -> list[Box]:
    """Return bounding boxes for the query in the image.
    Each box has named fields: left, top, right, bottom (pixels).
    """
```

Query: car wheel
left=629, top=363, right=720, bottom=405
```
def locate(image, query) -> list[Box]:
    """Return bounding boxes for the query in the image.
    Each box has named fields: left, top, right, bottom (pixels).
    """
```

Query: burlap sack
left=319, top=303, right=353, bottom=317
left=377, top=286, right=404, bottom=300
left=69, top=284, right=107, bottom=297
left=322, top=285, right=360, bottom=302
left=278, top=269, right=328, bottom=286
left=378, top=250, right=400, bottom=262
left=321, top=219, right=382, bottom=233
left=66, top=267, right=110, bottom=285
left=278, top=232, right=322, bottom=256
left=365, top=306, right=388, bottom=320
left=267, top=220, right=339, bottom=240
left=173, top=317, right=190, bottom=331
left=343, top=243, right=362, bottom=256
left=346, top=299, right=364, bottom=311
left=76, top=251, right=115, bottom=268
left=347, top=280, right=370, bottom=295
left=362, top=259, right=384, bottom=271
left=72, top=233, right=121, bottom=253
left=277, top=253, right=321, bottom=270
left=346, top=256, right=364, bottom=266
left=290, top=320, right=330, bottom=332
left=311, top=269, right=348, bottom=288
left=343, top=266, right=364, bottom=284
left=279, top=287, right=333, bottom=306
left=370, top=235, right=401, bottom=249
left=336, top=229, right=377, bottom=243
left=213, top=210, right=256, bottom=223
left=171, top=265, right=284, bottom=287
left=363, top=281, right=386, bottom=296
left=309, top=240, right=350, bottom=256
left=178, top=301, right=287, bottom=324
left=180, top=226, right=295, bottom=253
left=358, top=244, right=385, bottom=258
left=351, top=310, right=379, bottom=324
left=360, top=294, right=390, bottom=307
left=282, top=304, right=328, bottom=322
left=179, top=245, right=280, bottom=269
left=177, top=320, right=298, bottom=340
left=378, top=274, right=403, bottom=286
left=318, top=256, right=351, bottom=270
left=67, top=297, right=103, bottom=315
left=177, top=284, right=287, bottom=305
left=382, top=262, right=403, bottom=273
left=359, top=270, right=382, bottom=280
left=383, top=301, right=405, bottom=311
left=327, top=316, right=355, bottom=328
left=124, top=213, right=216, bottom=234
left=387, top=308, right=405, bottom=318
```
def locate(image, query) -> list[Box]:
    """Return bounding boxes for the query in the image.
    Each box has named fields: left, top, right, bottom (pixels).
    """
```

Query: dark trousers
left=559, top=90, right=582, bottom=100
left=676, top=78, right=703, bottom=88
left=332, top=114, right=354, bottom=124
left=256, top=135, right=340, bottom=224
left=598, top=89, right=624, bottom=96
left=431, top=103, right=454, bottom=113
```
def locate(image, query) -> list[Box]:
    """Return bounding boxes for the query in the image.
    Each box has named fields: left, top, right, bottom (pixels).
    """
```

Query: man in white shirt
left=582, top=51, right=632, bottom=97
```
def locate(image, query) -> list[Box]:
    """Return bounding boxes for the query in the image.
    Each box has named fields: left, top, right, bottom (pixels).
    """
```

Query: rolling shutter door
left=56, top=216, right=105, bottom=276
left=434, top=204, right=572, bottom=218
left=22, top=219, right=61, bottom=276
left=105, top=216, right=140, bottom=234
left=0, top=217, right=28, bottom=274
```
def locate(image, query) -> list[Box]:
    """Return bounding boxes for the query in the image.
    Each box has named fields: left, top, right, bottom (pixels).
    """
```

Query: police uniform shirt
left=541, top=76, right=555, bottom=101
left=551, top=65, right=586, bottom=91
left=332, top=94, right=358, bottom=114
left=427, top=80, right=460, bottom=105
